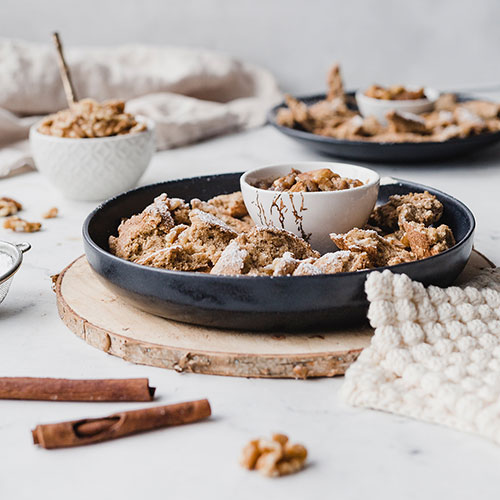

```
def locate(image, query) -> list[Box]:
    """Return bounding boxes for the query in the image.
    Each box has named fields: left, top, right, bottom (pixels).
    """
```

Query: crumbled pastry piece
left=383, top=230, right=408, bottom=249
left=369, top=191, right=443, bottom=231
left=176, top=209, right=238, bottom=266
left=135, top=210, right=237, bottom=271
left=211, top=226, right=319, bottom=275
left=461, top=100, right=500, bottom=120
left=432, top=125, right=461, bottom=141
left=453, top=107, right=487, bottom=136
left=331, top=228, right=414, bottom=267
left=275, top=107, right=295, bottom=128
left=329, top=115, right=365, bottom=139
left=314, top=250, right=371, bottom=273
left=402, top=221, right=455, bottom=259
left=434, top=93, right=457, bottom=111
left=190, top=200, right=253, bottom=233
left=327, top=114, right=383, bottom=140
left=359, top=115, right=383, bottom=136
left=42, top=207, right=58, bottom=219
left=239, top=433, right=307, bottom=478
left=291, top=251, right=371, bottom=276
left=257, top=168, right=363, bottom=192
left=167, top=198, right=191, bottom=225
left=136, top=245, right=211, bottom=272
left=265, top=252, right=304, bottom=276
left=0, top=197, right=22, bottom=217
left=365, top=84, right=425, bottom=101
left=424, top=110, right=454, bottom=130
left=293, top=262, right=324, bottom=276
left=190, top=192, right=252, bottom=233
left=38, top=98, right=146, bottom=138
left=109, top=193, right=179, bottom=261
left=208, top=240, right=248, bottom=275
left=386, top=110, right=430, bottom=135
left=3, top=216, right=41, bottom=233
left=284, top=94, right=316, bottom=131
left=309, top=98, right=353, bottom=120
left=326, top=63, right=345, bottom=101
left=206, top=192, right=248, bottom=218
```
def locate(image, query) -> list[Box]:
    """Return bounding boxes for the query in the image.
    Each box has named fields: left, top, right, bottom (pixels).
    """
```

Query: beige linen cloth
left=342, top=267, right=500, bottom=445
left=0, top=39, right=282, bottom=176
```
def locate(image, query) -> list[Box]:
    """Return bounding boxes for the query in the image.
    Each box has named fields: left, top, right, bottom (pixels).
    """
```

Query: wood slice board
left=55, top=251, right=494, bottom=379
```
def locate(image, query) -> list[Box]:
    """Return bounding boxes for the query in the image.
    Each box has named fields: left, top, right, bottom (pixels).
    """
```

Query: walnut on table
left=239, top=433, right=308, bottom=478
left=3, top=216, right=41, bottom=233
left=42, top=207, right=58, bottom=219
left=0, top=197, right=22, bottom=217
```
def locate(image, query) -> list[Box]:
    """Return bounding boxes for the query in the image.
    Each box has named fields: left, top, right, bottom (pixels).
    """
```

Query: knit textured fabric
left=342, top=268, right=500, bottom=444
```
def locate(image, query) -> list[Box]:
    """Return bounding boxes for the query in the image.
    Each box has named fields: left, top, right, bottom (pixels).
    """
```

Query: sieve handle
left=16, top=243, right=31, bottom=254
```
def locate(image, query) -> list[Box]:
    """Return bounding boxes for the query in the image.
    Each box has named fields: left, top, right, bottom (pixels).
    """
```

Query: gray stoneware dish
left=268, top=92, right=500, bottom=163
left=83, top=173, right=475, bottom=331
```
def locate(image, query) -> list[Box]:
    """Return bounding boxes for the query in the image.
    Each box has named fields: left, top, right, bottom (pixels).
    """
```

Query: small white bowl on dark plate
left=29, top=117, right=155, bottom=201
left=355, top=87, right=439, bottom=125
left=240, top=161, right=380, bottom=253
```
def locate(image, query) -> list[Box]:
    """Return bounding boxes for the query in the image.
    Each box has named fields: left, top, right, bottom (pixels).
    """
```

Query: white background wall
left=2, top=0, right=500, bottom=94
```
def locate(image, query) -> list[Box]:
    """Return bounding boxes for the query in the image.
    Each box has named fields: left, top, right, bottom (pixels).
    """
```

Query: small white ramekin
left=355, top=87, right=439, bottom=125
left=29, top=117, right=155, bottom=201
left=240, top=161, right=380, bottom=253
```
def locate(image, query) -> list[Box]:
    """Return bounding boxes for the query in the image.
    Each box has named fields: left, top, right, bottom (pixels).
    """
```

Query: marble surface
left=1, top=125, right=500, bottom=499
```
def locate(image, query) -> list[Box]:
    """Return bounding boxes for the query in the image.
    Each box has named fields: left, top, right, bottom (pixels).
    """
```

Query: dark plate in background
left=83, top=173, right=475, bottom=331
left=268, top=92, right=500, bottom=163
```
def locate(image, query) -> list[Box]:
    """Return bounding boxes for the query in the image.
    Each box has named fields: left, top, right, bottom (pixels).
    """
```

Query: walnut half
left=3, top=216, right=41, bottom=233
left=239, top=433, right=307, bottom=477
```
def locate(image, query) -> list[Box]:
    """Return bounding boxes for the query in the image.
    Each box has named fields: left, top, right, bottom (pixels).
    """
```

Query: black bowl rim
left=267, top=91, right=500, bottom=148
left=83, top=173, right=476, bottom=283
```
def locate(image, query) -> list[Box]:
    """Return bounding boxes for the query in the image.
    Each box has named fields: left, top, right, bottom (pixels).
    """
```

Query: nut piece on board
left=239, top=433, right=307, bottom=477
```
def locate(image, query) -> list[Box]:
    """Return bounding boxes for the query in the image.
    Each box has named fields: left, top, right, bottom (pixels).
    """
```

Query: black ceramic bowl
left=268, top=92, right=500, bottom=163
left=83, top=173, right=475, bottom=331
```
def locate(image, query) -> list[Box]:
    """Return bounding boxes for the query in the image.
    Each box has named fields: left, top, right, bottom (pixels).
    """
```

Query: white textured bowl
left=240, top=161, right=380, bottom=253
left=29, top=117, right=155, bottom=201
left=355, top=87, right=439, bottom=125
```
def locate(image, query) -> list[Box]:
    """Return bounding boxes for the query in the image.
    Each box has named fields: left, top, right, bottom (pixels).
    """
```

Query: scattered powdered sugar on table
left=0, top=252, right=13, bottom=275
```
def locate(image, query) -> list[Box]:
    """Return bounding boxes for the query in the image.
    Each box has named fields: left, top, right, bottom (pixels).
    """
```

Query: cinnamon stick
left=0, top=377, right=155, bottom=402
left=32, top=399, right=211, bottom=449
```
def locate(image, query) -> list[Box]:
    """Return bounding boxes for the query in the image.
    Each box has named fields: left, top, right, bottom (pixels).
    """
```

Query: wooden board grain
left=55, top=251, right=494, bottom=379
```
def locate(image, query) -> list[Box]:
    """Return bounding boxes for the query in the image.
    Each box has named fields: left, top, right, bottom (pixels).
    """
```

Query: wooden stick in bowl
left=52, top=32, right=78, bottom=106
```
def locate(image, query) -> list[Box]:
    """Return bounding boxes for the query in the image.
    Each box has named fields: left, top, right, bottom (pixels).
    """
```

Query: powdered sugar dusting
left=293, top=262, right=322, bottom=276
left=211, top=241, right=248, bottom=275
left=0, top=252, right=13, bottom=275
left=190, top=209, right=236, bottom=233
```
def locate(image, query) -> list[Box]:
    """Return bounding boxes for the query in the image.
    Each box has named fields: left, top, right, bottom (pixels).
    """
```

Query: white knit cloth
left=342, top=268, right=500, bottom=444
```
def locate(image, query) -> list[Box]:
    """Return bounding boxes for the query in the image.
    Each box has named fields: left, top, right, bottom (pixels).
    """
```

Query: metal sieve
left=0, top=241, right=31, bottom=306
